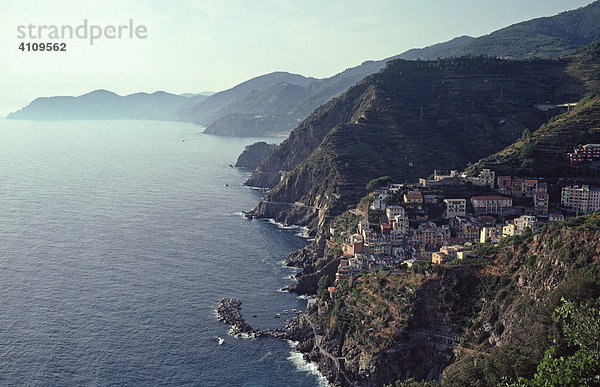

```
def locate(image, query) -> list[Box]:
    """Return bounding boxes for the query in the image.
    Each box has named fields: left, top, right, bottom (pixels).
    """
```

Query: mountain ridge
left=246, top=45, right=599, bottom=229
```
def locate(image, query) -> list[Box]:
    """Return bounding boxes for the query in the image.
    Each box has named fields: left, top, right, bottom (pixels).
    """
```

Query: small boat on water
left=274, top=314, right=281, bottom=318
left=295, top=310, right=302, bottom=314
left=283, top=310, right=289, bottom=314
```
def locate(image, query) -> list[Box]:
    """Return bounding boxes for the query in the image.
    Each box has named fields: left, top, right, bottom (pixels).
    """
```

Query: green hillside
left=469, top=43, right=600, bottom=178
left=453, top=1, right=600, bottom=59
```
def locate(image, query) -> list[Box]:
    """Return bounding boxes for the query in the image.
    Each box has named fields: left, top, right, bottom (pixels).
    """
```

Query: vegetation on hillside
left=310, top=214, right=600, bottom=385
left=469, top=43, right=600, bottom=178
left=471, top=93, right=600, bottom=177
left=452, top=1, right=600, bottom=59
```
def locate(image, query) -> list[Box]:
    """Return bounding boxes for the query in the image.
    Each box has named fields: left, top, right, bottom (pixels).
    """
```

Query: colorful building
left=569, top=144, right=600, bottom=164
left=497, top=176, right=512, bottom=194
left=561, top=185, right=600, bottom=213
left=404, top=191, right=423, bottom=205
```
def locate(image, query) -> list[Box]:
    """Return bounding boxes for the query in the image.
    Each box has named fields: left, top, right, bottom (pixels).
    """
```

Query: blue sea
left=0, top=119, right=327, bottom=386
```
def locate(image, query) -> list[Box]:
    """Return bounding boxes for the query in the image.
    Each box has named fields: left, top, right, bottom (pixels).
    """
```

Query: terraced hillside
left=247, top=46, right=600, bottom=228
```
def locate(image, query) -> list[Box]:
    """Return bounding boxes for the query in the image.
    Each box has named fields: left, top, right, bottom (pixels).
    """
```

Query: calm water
left=0, top=119, right=326, bottom=386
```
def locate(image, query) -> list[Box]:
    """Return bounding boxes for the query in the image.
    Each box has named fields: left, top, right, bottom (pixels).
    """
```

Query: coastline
left=223, top=187, right=338, bottom=384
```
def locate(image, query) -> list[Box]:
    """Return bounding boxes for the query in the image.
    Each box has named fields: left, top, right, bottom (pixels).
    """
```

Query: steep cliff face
left=246, top=82, right=376, bottom=189
left=248, top=54, right=590, bottom=226
left=300, top=215, right=600, bottom=386
left=234, top=142, right=278, bottom=168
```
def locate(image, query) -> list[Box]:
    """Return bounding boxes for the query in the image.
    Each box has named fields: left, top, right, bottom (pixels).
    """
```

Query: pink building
left=569, top=144, right=600, bottom=164
left=561, top=185, right=600, bottom=213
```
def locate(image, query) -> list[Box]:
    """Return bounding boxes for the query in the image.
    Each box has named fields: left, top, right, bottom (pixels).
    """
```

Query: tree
left=366, top=176, right=394, bottom=191
left=512, top=298, right=600, bottom=386
left=317, top=275, right=332, bottom=300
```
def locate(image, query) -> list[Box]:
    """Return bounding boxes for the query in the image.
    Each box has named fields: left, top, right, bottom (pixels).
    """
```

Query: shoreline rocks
left=216, top=298, right=254, bottom=335
left=216, top=298, right=313, bottom=341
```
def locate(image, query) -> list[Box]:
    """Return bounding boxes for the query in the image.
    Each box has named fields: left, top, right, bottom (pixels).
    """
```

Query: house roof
left=405, top=192, right=423, bottom=199
left=472, top=195, right=511, bottom=201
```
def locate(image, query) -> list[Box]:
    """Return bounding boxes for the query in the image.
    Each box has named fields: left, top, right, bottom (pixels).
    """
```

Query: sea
left=0, top=119, right=328, bottom=386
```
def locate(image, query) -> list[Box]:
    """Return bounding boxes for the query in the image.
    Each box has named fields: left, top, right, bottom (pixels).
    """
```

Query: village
left=331, top=144, right=600, bottom=284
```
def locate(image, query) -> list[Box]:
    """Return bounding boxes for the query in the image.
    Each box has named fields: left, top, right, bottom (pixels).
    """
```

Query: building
left=569, top=144, right=600, bottom=164
left=343, top=234, right=364, bottom=256
left=480, top=226, right=503, bottom=244
left=423, top=194, right=437, bottom=204
left=503, top=223, right=516, bottom=238
left=514, top=215, right=538, bottom=234
left=503, top=215, right=538, bottom=237
left=432, top=245, right=465, bottom=264
left=497, top=176, right=512, bottom=194
left=471, top=196, right=512, bottom=215
left=431, top=251, right=447, bottom=264
left=533, top=191, right=549, bottom=214
left=511, top=179, right=524, bottom=197
left=561, top=185, right=600, bottom=213
left=386, top=205, right=405, bottom=222
left=548, top=213, right=565, bottom=222
left=390, top=215, right=409, bottom=243
left=414, top=229, right=443, bottom=248
left=368, top=238, right=392, bottom=256
left=478, top=215, right=496, bottom=227
left=444, top=198, right=466, bottom=218
left=371, top=192, right=388, bottom=210
left=522, top=179, right=540, bottom=198
left=465, top=169, right=495, bottom=187
left=460, top=223, right=480, bottom=243
left=434, top=170, right=459, bottom=181
left=404, top=191, right=423, bottom=205
left=476, top=169, right=496, bottom=188
left=420, top=170, right=460, bottom=187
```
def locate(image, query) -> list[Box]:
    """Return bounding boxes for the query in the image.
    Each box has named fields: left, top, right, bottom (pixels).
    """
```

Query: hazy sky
left=0, top=0, right=594, bottom=115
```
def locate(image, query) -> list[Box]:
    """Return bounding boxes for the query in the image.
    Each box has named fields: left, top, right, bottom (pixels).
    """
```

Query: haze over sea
left=0, top=119, right=327, bottom=386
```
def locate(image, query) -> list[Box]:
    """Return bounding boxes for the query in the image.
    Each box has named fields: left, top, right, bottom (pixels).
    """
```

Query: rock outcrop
left=235, top=142, right=278, bottom=169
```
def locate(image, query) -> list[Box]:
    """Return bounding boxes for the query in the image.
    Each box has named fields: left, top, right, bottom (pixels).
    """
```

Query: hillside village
left=330, top=153, right=600, bottom=285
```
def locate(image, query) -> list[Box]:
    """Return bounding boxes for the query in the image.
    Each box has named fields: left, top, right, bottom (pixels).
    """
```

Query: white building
left=444, top=198, right=466, bottom=218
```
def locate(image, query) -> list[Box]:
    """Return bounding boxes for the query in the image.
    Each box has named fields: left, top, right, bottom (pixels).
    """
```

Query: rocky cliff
left=235, top=142, right=278, bottom=168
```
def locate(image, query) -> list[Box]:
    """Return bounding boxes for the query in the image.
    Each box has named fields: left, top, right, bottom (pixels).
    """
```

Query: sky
left=0, top=0, right=595, bottom=116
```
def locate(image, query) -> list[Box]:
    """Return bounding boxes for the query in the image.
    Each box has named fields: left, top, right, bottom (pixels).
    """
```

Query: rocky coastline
left=216, top=298, right=313, bottom=340
left=216, top=298, right=355, bottom=386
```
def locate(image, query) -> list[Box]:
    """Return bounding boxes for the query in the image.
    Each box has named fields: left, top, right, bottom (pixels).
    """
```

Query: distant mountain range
left=7, top=1, right=600, bottom=136
left=6, top=90, right=209, bottom=121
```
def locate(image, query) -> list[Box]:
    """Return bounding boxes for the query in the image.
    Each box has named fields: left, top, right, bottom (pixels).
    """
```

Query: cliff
left=235, top=142, right=278, bottom=169
left=299, top=215, right=600, bottom=386
left=247, top=51, right=594, bottom=228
